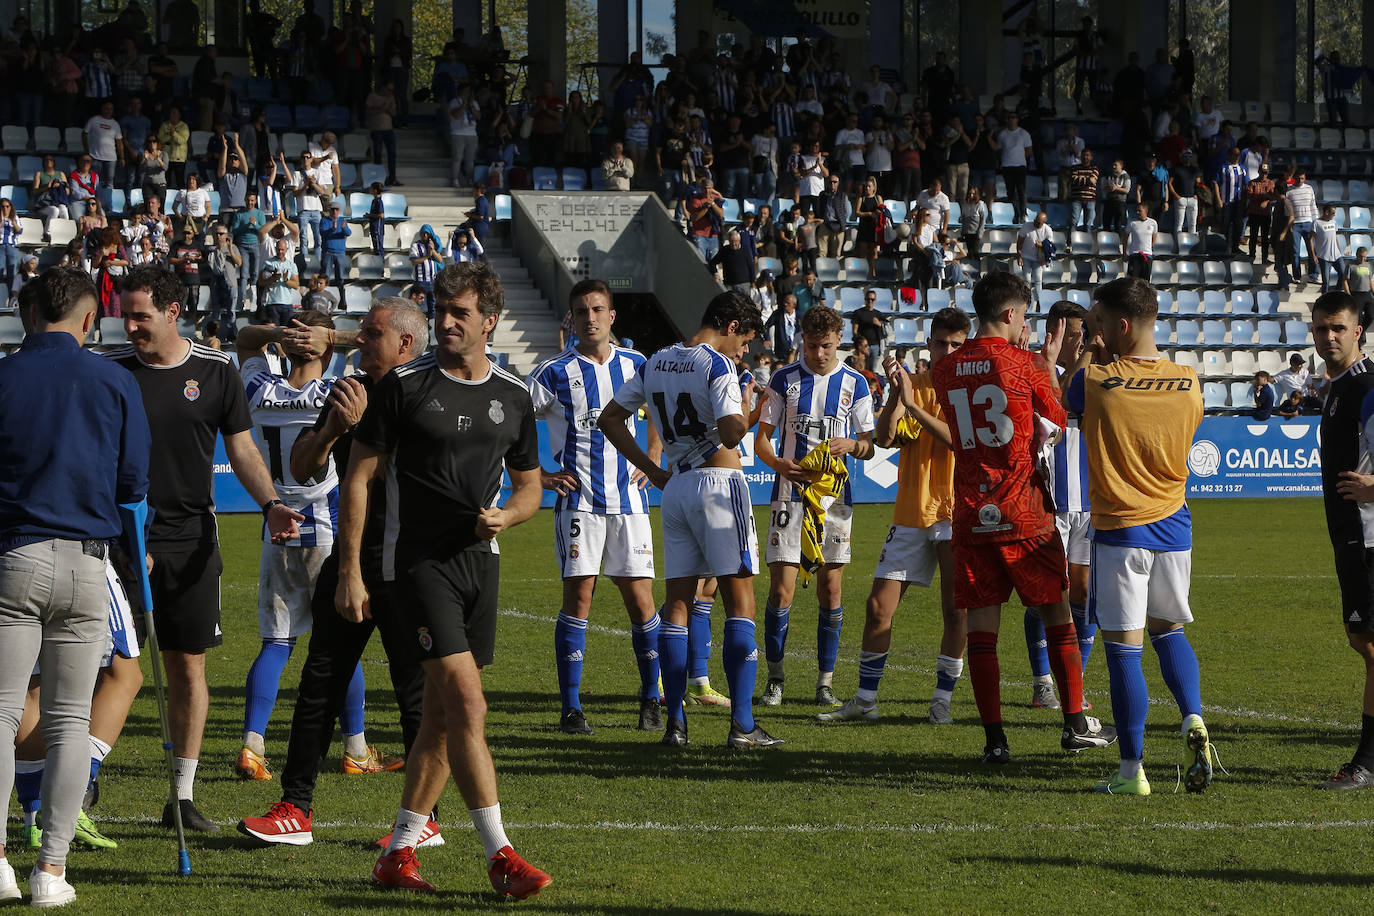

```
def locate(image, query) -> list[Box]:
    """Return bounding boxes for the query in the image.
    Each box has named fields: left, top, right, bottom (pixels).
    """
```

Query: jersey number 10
left=946, top=385, right=1013, bottom=450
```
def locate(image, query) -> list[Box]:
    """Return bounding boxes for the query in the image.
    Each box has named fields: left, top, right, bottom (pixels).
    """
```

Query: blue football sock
left=244, top=637, right=295, bottom=737
left=723, top=617, right=758, bottom=732
left=688, top=601, right=713, bottom=680
left=763, top=601, right=790, bottom=665
left=857, top=651, right=888, bottom=703
left=15, top=759, right=43, bottom=816
left=1150, top=628, right=1202, bottom=720
left=88, top=735, right=111, bottom=790
left=1024, top=608, right=1050, bottom=678
left=555, top=612, right=588, bottom=712
left=631, top=614, right=661, bottom=700
left=1104, top=641, right=1148, bottom=762
left=338, top=661, right=366, bottom=735
left=934, top=654, right=964, bottom=695
left=1071, top=602, right=1096, bottom=672
left=817, top=606, right=843, bottom=676
left=659, top=622, right=689, bottom=726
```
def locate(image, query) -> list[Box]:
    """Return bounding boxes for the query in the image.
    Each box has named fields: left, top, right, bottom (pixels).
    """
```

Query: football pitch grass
left=15, top=498, right=1373, bottom=914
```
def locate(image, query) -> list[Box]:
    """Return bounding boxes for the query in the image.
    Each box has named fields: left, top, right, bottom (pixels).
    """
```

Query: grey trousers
left=0, top=539, right=107, bottom=868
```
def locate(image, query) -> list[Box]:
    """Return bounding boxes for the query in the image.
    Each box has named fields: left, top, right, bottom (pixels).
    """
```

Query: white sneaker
left=0, top=858, right=19, bottom=901
left=29, top=867, right=75, bottom=908
left=928, top=696, right=953, bottom=724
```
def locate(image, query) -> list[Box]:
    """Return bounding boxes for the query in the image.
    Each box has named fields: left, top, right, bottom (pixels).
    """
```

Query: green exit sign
left=607, top=277, right=632, bottom=289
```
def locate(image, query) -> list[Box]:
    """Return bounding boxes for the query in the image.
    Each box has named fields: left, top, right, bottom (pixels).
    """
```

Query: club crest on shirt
left=183, top=379, right=201, bottom=401
left=488, top=399, right=505, bottom=424
left=417, top=627, right=432, bottom=651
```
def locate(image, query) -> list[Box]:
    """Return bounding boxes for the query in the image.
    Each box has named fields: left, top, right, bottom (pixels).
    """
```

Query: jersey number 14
left=652, top=392, right=708, bottom=443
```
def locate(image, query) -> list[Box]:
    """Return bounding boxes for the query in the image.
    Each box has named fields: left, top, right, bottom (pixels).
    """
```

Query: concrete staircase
left=390, top=119, right=558, bottom=377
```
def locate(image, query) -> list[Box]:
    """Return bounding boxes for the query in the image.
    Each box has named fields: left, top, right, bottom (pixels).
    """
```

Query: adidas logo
left=1350, top=611, right=1363, bottom=623
left=640, top=650, right=659, bottom=660
left=214, top=624, right=222, bottom=637
left=422, top=398, right=445, bottom=412
left=564, top=650, right=585, bottom=661
left=745, top=649, right=759, bottom=661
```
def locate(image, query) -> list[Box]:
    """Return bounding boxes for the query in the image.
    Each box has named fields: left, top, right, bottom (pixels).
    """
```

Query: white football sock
left=174, top=757, right=198, bottom=801
left=469, top=804, right=511, bottom=859
left=386, top=807, right=430, bottom=854
left=343, top=733, right=369, bottom=759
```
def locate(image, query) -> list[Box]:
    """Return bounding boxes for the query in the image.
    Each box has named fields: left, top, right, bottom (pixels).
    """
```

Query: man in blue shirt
left=0, top=268, right=150, bottom=907
left=230, top=190, right=266, bottom=312
left=319, top=203, right=351, bottom=301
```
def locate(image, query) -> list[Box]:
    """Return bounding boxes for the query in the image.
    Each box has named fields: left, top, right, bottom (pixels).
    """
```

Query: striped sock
left=933, top=654, right=964, bottom=701
left=555, top=612, right=588, bottom=713
left=856, top=651, right=888, bottom=704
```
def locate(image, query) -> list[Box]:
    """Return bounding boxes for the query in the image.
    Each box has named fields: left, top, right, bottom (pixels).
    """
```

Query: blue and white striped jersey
left=528, top=345, right=650, bottom=515
left=1044, top=421, right=1091, bottom=513
left=759, top=360, right=875, bottom=503
left=242, top=356, right=339, bottom=547
left=613, top=343, right=741, bottom=473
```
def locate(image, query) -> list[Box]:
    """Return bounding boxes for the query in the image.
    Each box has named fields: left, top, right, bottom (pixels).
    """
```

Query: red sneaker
left=372, top=847, right=435, bottom=893
left=488, top=845, right=552, bottom=900
left=236, top=801, right=313, bottom=846
left=374, top=818, right=445, bottom=849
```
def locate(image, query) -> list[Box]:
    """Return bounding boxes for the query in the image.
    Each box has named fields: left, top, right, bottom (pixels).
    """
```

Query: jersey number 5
left=652, top=392, right=708, bottom=443
left=946, top=385, right=1013, bottom=449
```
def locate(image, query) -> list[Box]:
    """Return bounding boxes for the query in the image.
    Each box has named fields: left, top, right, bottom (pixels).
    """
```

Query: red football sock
left=1045, top=622, right=1085, bottom=715
left=966, top=630, right=1002, bottom=727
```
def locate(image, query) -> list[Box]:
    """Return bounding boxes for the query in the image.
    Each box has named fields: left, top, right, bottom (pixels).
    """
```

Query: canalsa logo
left=1187, top=440, right=1222, bottom=478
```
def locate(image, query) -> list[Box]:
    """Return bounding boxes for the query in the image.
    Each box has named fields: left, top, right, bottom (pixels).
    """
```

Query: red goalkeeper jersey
left=931, top=335, right=1066, bottom=544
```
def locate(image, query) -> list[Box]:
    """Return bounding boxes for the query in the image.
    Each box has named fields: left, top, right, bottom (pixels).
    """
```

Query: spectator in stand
left=751, top=123, right=780, bottom=201
left=1102, top=159, right=1131, bottom=232
left=816, top=174, right=850, bottom=260
left=293, top=151, right=326, bottom=259
left=1316, top=51, right=1363, bottom=128
left=230, top=191, right=266, bottom=311
left=463, top=182, right=491, bottom=244
left=961, top=186, right=988, bottom=256
left=1273, top=354, right=1312, bottom=402
left=865, top=114, right=895, bottom=198
left=915, top=179, right=951, bottom=235
left=968, top=114, right=998, bottom=205
left=83, top=47, right=115, bottom=113
left=621, top=94, right=653, bottom=181
left=835, top=113, right=867, bottom=195
left=259, top=237, right=300, bottom=326
left=656, top=119, right=689, bottom=213
left=117, top=97, right=150, bottom=192
left=795, top=266, right=825, bottom=315
left=0, top=201, right=22, bottom=291
left=300, top=273, right=338, bottom=313
left=942, top=115, right=973, bottom=205
left=716, top=117, right=751, bottom=201
left=257, top=211, right=300, bottom=266
left=893, top=112, right=925, bottom=206
left=204, top=224, right=242, bottom=338
left=602, top=141, right=634, bottom=191
left=710, top=230, right=755, bottom=295
left=1287, top=170, right=1319, bottom=284
left=77, top=200, right=108, bottom=256
left=1270, top=184, right=1296, bottom=291
left=1251, top=372, right=1275, bottom=420
left=446, top=226, right=484, bottom=263
left=854, top=176, right=881, bottom=281
left=1156, top=120, right=1187, bottom=167
left=1193, top=95, right=1222, bottom=146
left=1069, top=150, right=1100, bottom=231
left=1016, top=210, right=1052, bottom=300
left=763, top=293, right=800, bottom=362
left=365, top=79, right=400, bottom=187
left=168, top=225, right=204, bottom=314
left=936, top=232, right=978, bottom=288
left=176, top=173, right=211, bottom=235
left=408, top=224, right=443, bottom=315
left=1056, top=124, right=1085, bottom=202
left=1313, top=205, right=1348, bottom=294
left=992, top=112, right=1033, bottom=223
left=157, top=106, right=191, bottom=190
left=562, top=90, right=593, bottom=170
left=138, top=136, right=168, bottom=208
left=1134, top=153, right=1169, bottom=219
left=319, top=203, right=350, bottom=299
left=846, top=338, right=883, bottom=405
left=1351, top=248, right=1374, bottom=319
left=850, top=289, right=888, bottom=370
left=1213, top=147, right=1247, bottom=254
left=755, top=204, right=778, bottom=259
left=796, top=140, right=828, bottom=215
left=1145, top=48, right=1174, bottom=102
left=531, top=81, right=565, bottom=168
left=686, top=179, right=724, bottom=261
left=1276, top=389, right=1304, bottom=419
left=1168, top=148, right=1201, bottom=233
left=68, top=156, right=100, bottom=221
left=1245, top=163, right=1275, bottom=265
left=749, top=269, right=776, bottom=320
left=31, top=161, right=68, bottom=243
left=217, top=136, right=249, bottom=226
left=1124, top=202, right=1158, bottom=279
left=364, top=182, right=386, bottom=255
left=129, top=234, right=161, bottom=268
left=1240, top=136, right=1269, bottom=182
left=448, top=86, right=480, bottom=189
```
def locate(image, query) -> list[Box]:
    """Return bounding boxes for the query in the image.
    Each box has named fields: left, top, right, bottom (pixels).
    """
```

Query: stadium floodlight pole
left=119, top=498, right=192, bottom=878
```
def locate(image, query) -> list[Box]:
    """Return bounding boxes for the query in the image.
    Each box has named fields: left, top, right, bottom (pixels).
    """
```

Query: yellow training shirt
left=891, top=373, right=955, bottom=529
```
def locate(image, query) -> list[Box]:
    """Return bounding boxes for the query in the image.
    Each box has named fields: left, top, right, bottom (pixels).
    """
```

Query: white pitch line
left=499, top=609, right=1359, bottom=731
left=90, top=815, right=1374, bottom=835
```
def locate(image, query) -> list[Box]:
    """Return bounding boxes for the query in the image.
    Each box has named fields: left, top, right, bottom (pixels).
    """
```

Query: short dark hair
left=569, top=278, right=612, bottom=308
left=119, top=266, right=187, bottom=313
left=1046, top=300, right=1088, bottom=326
left=801, top=305, right=843, bottom=337
left=700, top=290, right=763, bottom=337
left=971, top=272, right=1031, bottom=322
left=1312, top=290, right=1360, bottom=321
left=1094, top=276, right=1158, bottom=323
left=433, top=262, right=504, bottom=318
left=30, top=267, right=97, bottom=324
left=929, top=306, right=972, bottom=336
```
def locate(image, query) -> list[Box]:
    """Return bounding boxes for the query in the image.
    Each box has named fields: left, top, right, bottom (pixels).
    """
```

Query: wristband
left=261, top=498, right=284, bottom=517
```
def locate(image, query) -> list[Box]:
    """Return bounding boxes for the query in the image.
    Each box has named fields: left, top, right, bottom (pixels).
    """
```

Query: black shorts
left=390, top=549, right=499, bottom=666
left=1332, top=541, right=1374, bottom=634
left=148, top=541, right=224, bottom=651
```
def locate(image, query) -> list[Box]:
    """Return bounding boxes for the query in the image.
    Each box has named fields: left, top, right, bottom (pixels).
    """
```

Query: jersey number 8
left=946, top=385, right=1013, bottom=449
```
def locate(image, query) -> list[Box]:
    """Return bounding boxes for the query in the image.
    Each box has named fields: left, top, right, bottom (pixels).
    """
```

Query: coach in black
left=0, top=268, right=150, bottom=907
left=108, top=266, right=303, bottom=832
left=236, top=297, right=432, bottom=847
left=338, top=263, right=552, bottom=899
left=1312, top=291, right=1374, bottom=789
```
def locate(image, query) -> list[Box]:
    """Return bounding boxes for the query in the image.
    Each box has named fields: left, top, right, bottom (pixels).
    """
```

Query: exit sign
left=607, top=277, right=632, bottom=289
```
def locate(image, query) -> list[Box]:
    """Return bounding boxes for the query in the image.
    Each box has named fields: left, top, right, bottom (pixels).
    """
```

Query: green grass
left=13, top=499, right=1374, bottom=914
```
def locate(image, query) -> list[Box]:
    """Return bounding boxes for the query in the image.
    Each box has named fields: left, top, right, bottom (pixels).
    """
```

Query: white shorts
left=1088, top=540, right=1193, bottom=632
left=555, top=510, right=655, bottom=579
left=660, top=467, right=759, bottom=580
left=873, top=520, right=952, bottom=585
left=257, top=544, right=331, bottom=639
left=764, top=500, right=853, bottom=566
left=1056, top=510, right=1092, bottom=567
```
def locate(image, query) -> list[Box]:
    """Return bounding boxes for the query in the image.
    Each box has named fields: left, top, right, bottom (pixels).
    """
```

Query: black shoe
left=1061, top=716, right=1118, bottom=752
left=83, top=776, right=100, bottom=812
left=163, top=798, right=219, bottom=833
left=638, top=697, right=664, bottom=731
left=660, top=717, right=689, bottom=747
left=559, top=708, right=594, bottom=735
left=981, top=744, right=1011, bottom=765
left=1318, top=762, right=1374, bottom=790
left=726, top=719, right=784, bottom=748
